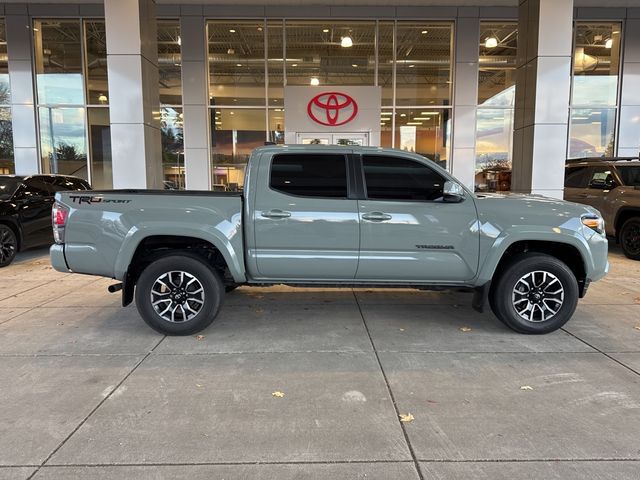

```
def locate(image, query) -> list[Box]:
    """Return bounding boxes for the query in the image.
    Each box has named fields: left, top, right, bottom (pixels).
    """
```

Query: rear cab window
left=362, top=154, right=445, bottom=201
left=270, top=153, right=348, bottom=198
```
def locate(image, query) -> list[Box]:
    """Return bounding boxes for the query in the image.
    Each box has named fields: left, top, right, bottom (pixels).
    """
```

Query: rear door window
left=362, top=155, right=445, bottom=201
left=270, top=154, right=348, bottom=198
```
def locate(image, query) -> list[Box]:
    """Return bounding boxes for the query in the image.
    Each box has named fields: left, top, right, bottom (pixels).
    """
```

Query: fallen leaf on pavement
left=634, top=296, right=640, bottom=304
left=399, top=328, right=405, bottom=332
left=272, top=391, right=285, bottom=398
left=459, top=326, right=472, bottom=332
left=399, top=413, right=415, bottom=423
left=196, top=384, right=203, bottom=388
left=196, top=335, right=204, bottom=341
left=520, top=385, right=534, bottom=391
left=634, top=325, right=640, bottom=331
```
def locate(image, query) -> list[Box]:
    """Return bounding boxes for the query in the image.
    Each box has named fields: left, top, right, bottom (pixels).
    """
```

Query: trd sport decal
left=69, top=195, right=132, bottom=205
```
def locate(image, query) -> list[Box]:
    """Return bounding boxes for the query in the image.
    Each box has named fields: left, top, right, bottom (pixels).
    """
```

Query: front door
left=356, top=154, right=480, bottom=282
left=252, top=150, right=360, bottom=280
left=296, top=133, right=369, bottom=146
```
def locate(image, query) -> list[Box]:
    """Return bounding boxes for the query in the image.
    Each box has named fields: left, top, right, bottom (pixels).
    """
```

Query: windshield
left=0, top=178, right=23, bottom=200
left=618, top=166, right=640, bottom=186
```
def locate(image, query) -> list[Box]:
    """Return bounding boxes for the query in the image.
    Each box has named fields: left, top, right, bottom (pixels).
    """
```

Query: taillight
left=52, top=202, right=69, bottom=244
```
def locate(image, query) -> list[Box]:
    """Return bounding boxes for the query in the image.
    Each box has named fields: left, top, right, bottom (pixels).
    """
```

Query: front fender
left=476, top=225, right=594, bottom=285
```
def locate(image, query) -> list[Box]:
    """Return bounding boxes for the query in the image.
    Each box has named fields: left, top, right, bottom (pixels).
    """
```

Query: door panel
left=356, top=154, right=479, bottom=282
left=357, top=199, right=479, bottom=281
left=252, top=151, right=360, bottom=280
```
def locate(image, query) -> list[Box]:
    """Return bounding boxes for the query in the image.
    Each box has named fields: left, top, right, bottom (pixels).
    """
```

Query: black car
left=0, top=174, right=92, bottom=267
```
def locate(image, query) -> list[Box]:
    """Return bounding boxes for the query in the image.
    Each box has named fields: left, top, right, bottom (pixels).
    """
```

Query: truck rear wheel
left=620, top=217, right=640, bottom=260
left=489, top=253, right=578, bottom=334
left=135, top=254, right=224, bottom=335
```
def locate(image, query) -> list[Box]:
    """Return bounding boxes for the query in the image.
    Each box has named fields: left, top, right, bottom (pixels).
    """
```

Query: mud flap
left=472, top=282, right=490, bottom=313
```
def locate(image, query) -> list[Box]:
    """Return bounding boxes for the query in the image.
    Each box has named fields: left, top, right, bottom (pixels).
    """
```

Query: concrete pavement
left=0, top=247, right=639, bottom=479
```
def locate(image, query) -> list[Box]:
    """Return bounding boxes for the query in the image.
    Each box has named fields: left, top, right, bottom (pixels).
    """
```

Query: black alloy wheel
left=0, top=225, right=18, bottom=268
left=620, top=217, right=640, bottom=260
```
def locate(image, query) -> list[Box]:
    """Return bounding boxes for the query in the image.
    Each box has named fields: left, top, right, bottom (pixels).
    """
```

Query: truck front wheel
left=135, top=254, right=224, bottom=335
left=489, top=253, right=579, bottom=334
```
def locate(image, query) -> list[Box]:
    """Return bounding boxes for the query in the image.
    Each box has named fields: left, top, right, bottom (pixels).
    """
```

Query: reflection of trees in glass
left=0, top=83, right=10, bottom=105
left=161, top=121, right=184, bottom=163
left=0, top=119, right=13, bottom=161
left=54, top=142, right=87, bottom=162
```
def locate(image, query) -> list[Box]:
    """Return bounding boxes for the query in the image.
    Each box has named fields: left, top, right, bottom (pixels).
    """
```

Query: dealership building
left=0, top=0, right=638, bottom=198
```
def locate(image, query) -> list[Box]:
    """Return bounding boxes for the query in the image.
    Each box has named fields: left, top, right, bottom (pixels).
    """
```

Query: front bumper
left=50, top=244, right=71, bottom=273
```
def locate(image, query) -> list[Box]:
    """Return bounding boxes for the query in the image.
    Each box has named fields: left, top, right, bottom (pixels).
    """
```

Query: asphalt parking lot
left=1, top=247, right=639, bottom=480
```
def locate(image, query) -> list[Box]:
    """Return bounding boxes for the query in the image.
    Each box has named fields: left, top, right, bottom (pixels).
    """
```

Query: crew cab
left=50, top=146, right=609, bottom=335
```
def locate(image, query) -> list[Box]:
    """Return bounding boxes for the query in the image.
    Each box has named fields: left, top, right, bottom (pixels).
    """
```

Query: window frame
left=361, top=153, right=448, bottom=203
left=268, top=152, right=353, bottom=200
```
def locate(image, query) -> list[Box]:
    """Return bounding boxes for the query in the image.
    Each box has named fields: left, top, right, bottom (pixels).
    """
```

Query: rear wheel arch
left=124, top=235, right=237, bottom=304
left=0, top=219, right=22, bottom=251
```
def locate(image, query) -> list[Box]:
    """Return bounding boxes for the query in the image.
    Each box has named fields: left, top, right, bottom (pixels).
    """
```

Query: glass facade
left=569, top=22, right=622, bottom=158
left=0, top=19, right=13, bottom=174
left=207, top=19, right=453, bottom=190
left=475, top=22, right=517, bottom=192
left=158, top=20, right=184, bottom=189
left=33, top=19, right=112, bottom=187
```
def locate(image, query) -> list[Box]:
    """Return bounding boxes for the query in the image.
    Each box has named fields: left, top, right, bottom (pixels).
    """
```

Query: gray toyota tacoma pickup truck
left=50, top=145, right=609, bottom=335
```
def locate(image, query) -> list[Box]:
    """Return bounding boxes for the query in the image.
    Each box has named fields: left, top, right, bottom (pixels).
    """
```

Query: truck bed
left=55, top=189, right=245, bottom=281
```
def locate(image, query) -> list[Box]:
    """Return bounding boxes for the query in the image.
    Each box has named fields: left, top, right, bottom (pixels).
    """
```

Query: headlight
left=581, top=215, right=605, bottom=234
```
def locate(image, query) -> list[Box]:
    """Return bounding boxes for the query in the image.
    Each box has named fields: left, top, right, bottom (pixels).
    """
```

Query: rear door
left=356, top=154, right=479, bottom=282
left=252, top=151, right=360, bottom=280
left=16, top=177, right=56, bottom=247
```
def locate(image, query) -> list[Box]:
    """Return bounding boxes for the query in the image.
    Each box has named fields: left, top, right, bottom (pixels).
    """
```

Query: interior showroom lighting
left=605, top=38, right=613, bottom=48
left=485, top=36, right=498, bottom=48
left=341, top=36, right=353, bottom=48
left=310, top=77, right=320, bottom=86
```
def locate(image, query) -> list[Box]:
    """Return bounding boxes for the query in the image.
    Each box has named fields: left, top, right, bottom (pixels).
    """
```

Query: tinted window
left=54, top=176, right=91, bottom=191
left=0, top=178, right=23, bottom=200
left=564, top=166, right=589, bottom=188
left=618, top=166, right=640, bottom=186
left=588, top=167, right=616, bottom=188
left=270, top=154, right=348, bottom=198
left=23, top=178, right=56, bottom=196
left=363, top=155, right=445, bottom=201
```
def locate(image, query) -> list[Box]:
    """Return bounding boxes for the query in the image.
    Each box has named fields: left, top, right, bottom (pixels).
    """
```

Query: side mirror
left=443, top=180, right=465, bottom=203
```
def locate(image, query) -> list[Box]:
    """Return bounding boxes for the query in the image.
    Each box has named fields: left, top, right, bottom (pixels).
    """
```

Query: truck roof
left=252, top=144, right=431, bottom=156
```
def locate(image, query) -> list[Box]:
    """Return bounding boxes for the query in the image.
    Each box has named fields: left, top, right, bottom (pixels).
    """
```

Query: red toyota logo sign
left=307, top=92, right=358, bottom=126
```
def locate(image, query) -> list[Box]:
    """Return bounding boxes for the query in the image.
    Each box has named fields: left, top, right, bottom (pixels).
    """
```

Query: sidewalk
left=1, top=247, right=639, bottom=479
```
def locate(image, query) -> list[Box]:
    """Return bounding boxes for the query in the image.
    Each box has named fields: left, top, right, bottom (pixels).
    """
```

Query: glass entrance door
left=296, top=133, right=369, bottom=146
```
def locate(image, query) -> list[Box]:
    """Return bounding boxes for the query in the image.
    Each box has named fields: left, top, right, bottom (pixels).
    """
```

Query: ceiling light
left=420, top=112, right=438, bottom=115
left=236, top=63, right=242, bottom=67
left=98, top=93, right=108, bottom=104
left=291, top=63, right=298, bottom=67
left=230, top=111, right=235, bottom=115
left=257, top=27, right=263, bottom=31
left=605, top=38, right=613, bottom=49
left=381, top=112, right=393, bottom=116
left=352, top=64, right=358, bottom=68
left=485, top=37, right=498, bottom=48
left=408, top=64, right=415, bottom=68
left=323, top=28, right=330, bottom=33
left=227, top=48, right=235, bottom=54
left=341, top=36, right=353, bottom=48
left=177, top=35, right=181, bottom=46
left=407, top=122, right=423, bottom=125
left=413, top=117, right=429, bottom=120
left=400, top=113, right=407, bottom=117
left=421, top=30, right=428, bottom=34
left=229, top=29, right=236, bottom=33
left=310, top=77, right=320, bottom=86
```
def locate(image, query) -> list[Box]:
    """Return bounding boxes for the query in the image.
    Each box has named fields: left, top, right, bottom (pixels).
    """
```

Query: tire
left=135, top=254, right=224, bottom=335
left=619, top=217, right=640, bottom=261
left=0, top=225, right=18, bottom=268
left=489, top=253, right=579, bottom=334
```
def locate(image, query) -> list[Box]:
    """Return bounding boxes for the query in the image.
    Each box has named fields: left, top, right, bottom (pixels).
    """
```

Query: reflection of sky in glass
left=480, top=85, right=514, bottom=107
left=38, top=107, right=86, bottom=158
left=572, top=76, right=618, bottom=107
left=37, top=73, right=84, bottom=105
left=569, top=108, right=616, bottom=158
left=475, top=108, right=514, bottom=169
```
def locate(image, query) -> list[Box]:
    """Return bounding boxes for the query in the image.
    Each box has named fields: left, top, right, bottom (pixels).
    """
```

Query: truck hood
left=474, top=192, right=601, bottom=231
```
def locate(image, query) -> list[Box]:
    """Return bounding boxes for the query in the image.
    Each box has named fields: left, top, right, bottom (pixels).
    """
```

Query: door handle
left=261, top=209, right=291, bottom=219
left=362, top=212, right=392, bottom=222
